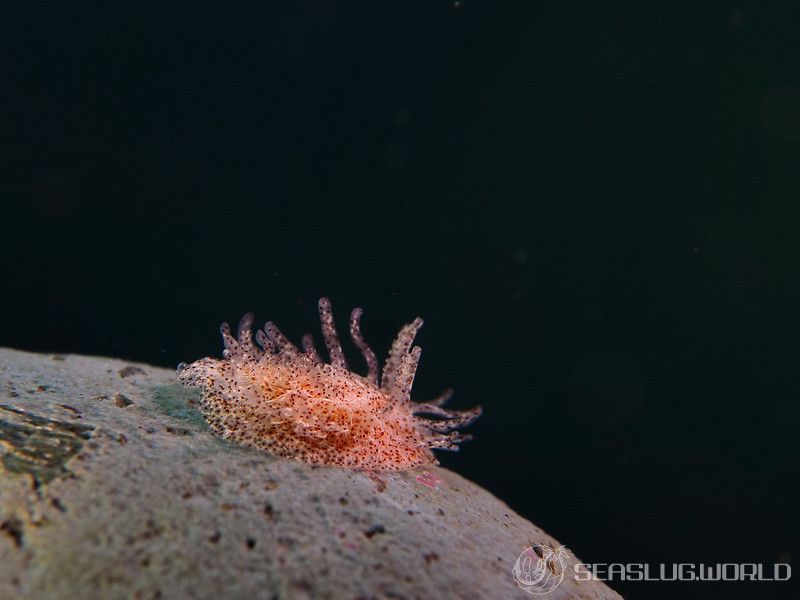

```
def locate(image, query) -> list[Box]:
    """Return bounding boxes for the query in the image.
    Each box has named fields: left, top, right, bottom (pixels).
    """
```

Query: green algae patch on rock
left=149, top=383, right=206, bottom=428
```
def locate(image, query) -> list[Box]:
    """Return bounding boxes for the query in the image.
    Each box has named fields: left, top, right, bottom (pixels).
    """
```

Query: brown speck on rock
left=208, top=531, right=221, bottom=544
left=57, top=404, right=81, bottom=417
left=112, top=392, right=133, bottom=407
left=0, top=518, right=24, bottom=548
left=363, top=525, right=385, bottom=539
left=117, top=433, right=128, bottom=445
left=165, top=426, right=191, bottom=436
left=365, top=471, right=386, bottom=492
left=423, top=552, right=439, bottom=564
left=277, top=536, right=296, bottom=550
left=119, top=366, right=146, bottom=379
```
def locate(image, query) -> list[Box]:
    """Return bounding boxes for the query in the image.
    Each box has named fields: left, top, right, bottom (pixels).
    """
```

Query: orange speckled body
left=178, top=298, right=481, bottom=471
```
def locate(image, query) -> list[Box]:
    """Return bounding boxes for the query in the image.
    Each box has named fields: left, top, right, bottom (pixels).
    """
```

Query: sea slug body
left=177, top=298, right=481, bottom=471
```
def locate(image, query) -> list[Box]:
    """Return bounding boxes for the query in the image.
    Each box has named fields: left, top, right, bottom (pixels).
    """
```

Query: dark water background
left=2, top=3, right=798, bottom=598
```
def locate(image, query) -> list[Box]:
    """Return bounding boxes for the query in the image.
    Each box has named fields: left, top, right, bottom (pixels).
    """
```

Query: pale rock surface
left=0, top=348, right=621, bottom=600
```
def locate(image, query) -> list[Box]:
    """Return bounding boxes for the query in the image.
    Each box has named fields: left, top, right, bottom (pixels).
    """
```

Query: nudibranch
left=177, top=298, right=481, bottom=471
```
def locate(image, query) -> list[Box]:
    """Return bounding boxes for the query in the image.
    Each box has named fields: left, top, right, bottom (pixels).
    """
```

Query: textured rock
left=0, top=348, right=621, bottom=600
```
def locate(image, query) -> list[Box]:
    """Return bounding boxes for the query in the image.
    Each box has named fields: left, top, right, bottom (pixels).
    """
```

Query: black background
left=2, top=2, right=798, bottom=598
